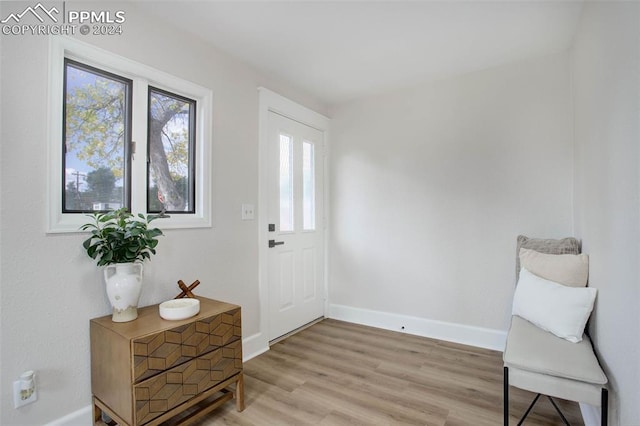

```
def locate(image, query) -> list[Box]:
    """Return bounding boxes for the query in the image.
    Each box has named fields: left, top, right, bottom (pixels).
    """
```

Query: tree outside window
left=63, top=59, right=131, bottom=212
left=147, top=87, right=195, bottom=213
left=63, top=60, right=196, bottom=214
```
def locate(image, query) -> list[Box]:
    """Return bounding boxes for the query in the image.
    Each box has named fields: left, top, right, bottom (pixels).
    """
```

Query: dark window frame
left=146, top=86, right=197, bottom=214
left=62, top=58, right=133, bottom=213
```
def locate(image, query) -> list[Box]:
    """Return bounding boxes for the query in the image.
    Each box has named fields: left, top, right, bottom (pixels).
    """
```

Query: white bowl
left=159, top=298, right=200, bottom=320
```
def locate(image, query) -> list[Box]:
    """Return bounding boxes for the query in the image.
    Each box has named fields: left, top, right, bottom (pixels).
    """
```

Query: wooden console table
left=90, top=297, right=244, bottom=425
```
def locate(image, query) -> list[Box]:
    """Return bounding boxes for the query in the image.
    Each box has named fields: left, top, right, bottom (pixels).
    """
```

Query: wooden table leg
left=93, top=397, right=127, bottom=426
left=92, top=397, right=102, bottom=425
left=236, top=373, right=245, bottom=411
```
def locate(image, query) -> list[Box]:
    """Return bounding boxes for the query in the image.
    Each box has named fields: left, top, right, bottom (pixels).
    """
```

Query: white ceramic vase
left=103, top=263, right=144, bottom=322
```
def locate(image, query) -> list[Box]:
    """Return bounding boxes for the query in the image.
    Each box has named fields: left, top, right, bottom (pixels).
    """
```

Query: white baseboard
left=579, top=402, right=601, bottom=426
left=44, top=405, right=92, bottom=426
left=329, top=304, right=507, bottom=352
left=242, top=332, right=270, bottom=362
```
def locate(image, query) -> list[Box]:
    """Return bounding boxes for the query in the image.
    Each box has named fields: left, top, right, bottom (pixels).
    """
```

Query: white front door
left=267, top=111, right=325, bottom=341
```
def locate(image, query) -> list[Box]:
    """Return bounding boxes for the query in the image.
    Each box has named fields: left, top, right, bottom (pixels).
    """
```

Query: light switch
left=241, top=204, right=255, bottom=220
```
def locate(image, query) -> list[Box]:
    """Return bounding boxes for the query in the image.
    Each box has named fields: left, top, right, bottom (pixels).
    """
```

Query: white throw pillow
left=512, top=268, right=597, bottom=343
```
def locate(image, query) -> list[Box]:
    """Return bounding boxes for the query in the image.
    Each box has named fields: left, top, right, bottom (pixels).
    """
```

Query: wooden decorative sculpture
left=174, top=279, right=200, bottom=299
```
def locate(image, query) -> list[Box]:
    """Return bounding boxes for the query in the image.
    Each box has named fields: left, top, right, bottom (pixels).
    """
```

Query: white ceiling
left=147, top=1, right=584, bottom=106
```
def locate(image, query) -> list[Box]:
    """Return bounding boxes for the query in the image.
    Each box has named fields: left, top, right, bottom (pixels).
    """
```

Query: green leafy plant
left=81, top=208, right=164, bottom=266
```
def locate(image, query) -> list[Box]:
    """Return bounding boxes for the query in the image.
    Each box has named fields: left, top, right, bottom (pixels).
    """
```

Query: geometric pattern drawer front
left=133, top=309, right=241, bottom=382
left=134, top=340, right=242, bottom=425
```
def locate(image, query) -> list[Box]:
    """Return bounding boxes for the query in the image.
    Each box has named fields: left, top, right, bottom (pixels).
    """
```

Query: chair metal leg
left=547, top=396, right=571, bottom=426
left=516, top=393, right=576, bottom=426
left=601, top=388, right=608, bottom=426
left=517, top=393, right=542, bottom=426
left=504, top=367, right=509, bottom=426
left=504, top=367, right=596, bottom=426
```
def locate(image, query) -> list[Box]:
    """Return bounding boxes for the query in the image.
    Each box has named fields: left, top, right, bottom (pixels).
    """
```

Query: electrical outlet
left=241, top=204, right=255, bottom=220
left=13, top=371, right=37, bottom=408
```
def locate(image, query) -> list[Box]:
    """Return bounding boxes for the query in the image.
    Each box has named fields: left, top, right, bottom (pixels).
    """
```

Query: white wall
left=0, top=2, right=325, bottom=424
left=328, top=53, right=574, bottom=335
left=571, top=2, right=640, bottom=424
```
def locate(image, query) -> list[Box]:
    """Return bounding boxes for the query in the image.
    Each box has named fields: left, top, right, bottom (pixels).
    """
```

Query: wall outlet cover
left=13, top=380, right=37, bottom=408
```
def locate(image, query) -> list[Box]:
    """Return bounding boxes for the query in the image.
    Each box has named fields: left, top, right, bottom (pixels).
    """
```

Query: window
left=63, top=59, right=132, bottom=213
left=147, top=87, right=196, bottom=214
left=302, top=141, right=315, bottom=231
left=279, top=134, right=294, bottom=232
left=48, top=37, right=212, bottom=232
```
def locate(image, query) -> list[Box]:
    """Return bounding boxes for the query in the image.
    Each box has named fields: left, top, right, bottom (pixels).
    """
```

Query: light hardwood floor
left=197, top=319, right=583, bottom=425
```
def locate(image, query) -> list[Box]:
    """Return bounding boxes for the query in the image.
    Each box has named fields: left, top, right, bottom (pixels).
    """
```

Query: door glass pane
left=147, top=87, right=196, bottom=213
left=63, top=59, right=131, bottom=212
left=302, top=141, right=315, bottom=230
left=279, top=134, right=294, bottom=231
